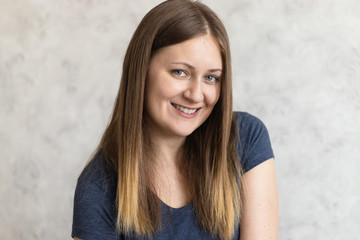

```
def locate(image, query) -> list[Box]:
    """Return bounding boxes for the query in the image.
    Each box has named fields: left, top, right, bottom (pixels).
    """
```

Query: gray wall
left=1, top=0, right=359, bottom=239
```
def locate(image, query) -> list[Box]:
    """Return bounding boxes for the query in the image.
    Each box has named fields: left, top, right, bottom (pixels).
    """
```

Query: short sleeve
left=234, top=112, right=274, bottom=172
left=72, top=156, right=121, bottom=240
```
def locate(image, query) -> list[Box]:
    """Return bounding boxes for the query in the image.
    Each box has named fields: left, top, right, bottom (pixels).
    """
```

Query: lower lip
left=172, top=104, right=201, bottom=118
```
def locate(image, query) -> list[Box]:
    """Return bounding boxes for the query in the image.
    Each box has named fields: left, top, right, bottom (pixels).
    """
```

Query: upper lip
left=171, top=103, right=202, bottom=110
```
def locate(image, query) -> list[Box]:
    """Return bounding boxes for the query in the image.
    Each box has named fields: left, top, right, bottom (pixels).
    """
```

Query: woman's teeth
left=173, top=104, right=197, bottom=114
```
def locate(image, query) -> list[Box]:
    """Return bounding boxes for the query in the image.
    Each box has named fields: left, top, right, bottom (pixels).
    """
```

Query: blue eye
left=205, top=75, right=219, bottom=83
left=172, top=70, right=187, bottom=77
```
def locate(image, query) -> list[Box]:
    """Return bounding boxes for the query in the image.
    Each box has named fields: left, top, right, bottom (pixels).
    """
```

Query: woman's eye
left=205, top=75, right=219, bottom=83
left=172, top=70, right=187, bottom=77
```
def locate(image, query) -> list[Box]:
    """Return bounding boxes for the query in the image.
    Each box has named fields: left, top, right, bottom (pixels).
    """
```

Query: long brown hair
left=96, top=0, right=242, bottom=239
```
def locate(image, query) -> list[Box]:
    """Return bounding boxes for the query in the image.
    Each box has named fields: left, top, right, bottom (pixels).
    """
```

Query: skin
left=144, top=34, right=222, bottom=144
left=240, top=158, right=279, bottom=239
left=144, top=34, right=222, bottom=208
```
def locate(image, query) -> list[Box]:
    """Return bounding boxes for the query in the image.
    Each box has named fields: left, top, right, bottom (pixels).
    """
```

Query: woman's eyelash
left=205, top=75, right=219, bottom=82
left=172, top=70, right=220, bottom=83
left=172, top=69, right=187, bottom=77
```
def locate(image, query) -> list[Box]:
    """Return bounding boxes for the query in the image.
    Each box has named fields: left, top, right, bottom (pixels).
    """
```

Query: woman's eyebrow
left=170, top=62, right=222, bottom=72
left=170, top=62, right=195, bottom=70
left=208, top=69, right=223, bottom=73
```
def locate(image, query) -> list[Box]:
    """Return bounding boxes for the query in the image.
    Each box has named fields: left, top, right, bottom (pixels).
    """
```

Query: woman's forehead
left=151, top=35, right=223, bottom=70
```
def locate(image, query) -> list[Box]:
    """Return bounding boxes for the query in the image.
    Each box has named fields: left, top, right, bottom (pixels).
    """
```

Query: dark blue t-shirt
left=72, top=112, right=274, bottom=240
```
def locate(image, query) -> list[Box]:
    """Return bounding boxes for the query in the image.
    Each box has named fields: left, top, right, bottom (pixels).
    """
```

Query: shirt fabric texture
left=72, top=111, right=274, bottom=240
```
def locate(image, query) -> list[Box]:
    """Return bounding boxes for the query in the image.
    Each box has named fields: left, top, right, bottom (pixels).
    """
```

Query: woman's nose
left=183, top=79, right=204, bottom=103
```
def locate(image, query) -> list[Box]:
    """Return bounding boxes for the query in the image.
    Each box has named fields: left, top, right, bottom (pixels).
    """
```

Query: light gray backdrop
left=1, top=0, right=359, bottom=239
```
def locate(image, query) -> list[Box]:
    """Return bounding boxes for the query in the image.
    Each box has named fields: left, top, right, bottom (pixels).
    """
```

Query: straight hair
left=95, top=0, right=242, bottom=239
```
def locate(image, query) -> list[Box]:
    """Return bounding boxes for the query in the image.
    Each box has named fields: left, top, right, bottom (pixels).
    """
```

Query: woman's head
left=118, top=0, right=232, bottom=133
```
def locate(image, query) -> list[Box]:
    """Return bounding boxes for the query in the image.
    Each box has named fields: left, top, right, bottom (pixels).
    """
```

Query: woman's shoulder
left=72, top=153, right=119, bottom=239
left=233, top=111, right=270, bottom=138
left=233, top=111, right=274, bottom=172
left=233, top=111, right=265, bottom=127
left=76, top=152, right=117, bottom=198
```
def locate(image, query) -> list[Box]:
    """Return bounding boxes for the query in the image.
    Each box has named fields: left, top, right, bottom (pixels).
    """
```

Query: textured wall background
left=1, top=0, right=359, bottom=239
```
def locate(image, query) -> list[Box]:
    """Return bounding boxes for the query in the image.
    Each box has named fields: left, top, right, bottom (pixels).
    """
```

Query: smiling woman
left=72, top=0, right=278, bottom=239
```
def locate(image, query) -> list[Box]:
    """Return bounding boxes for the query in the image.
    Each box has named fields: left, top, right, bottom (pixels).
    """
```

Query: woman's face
left=145, top=34, right=222, bottom=140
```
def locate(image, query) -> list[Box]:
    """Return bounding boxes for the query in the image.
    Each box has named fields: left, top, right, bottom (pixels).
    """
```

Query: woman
left=72, top=0, right=278, bottom=239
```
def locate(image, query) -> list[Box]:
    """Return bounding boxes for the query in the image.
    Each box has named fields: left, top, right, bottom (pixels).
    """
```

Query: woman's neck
left=150, top=133, right=185, bottom=166
left=147, top=134, right=191, bottom=208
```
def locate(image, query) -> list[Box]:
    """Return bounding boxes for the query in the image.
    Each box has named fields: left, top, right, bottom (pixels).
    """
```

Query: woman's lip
left=171, top=103, right=202, bottom=110
left=171, top=103, right=202, bottom=117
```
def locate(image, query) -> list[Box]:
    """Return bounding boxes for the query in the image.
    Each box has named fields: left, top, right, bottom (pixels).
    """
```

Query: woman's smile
left=144, top=34, right=222, bottom=139
left=171, top=103, right=201, bottom=115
